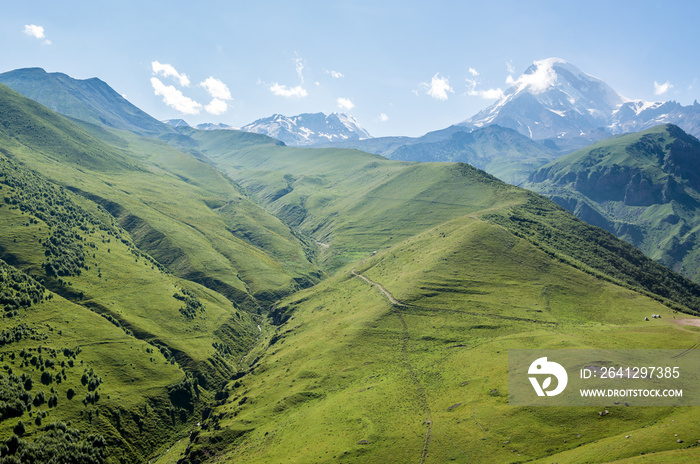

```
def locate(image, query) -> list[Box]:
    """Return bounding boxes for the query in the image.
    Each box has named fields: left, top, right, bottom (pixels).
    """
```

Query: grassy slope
left=184, top=214, right=700, bottom=463
left=0, top=67, right=168, bottom=136
left=525, top=124, right=700, bottom=282
left=183, top=129, right=511, bottom=271
left=0, top=89, right=267, bottom=460
left=0, top=84, right=320, bottom=310
left=0, top=177, right=257, bottom=462
left=159, top=132, right=700, bottom=463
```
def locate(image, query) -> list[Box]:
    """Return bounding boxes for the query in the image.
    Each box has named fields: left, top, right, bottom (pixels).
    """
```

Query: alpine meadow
left=2, top=2, right=700, bottom=463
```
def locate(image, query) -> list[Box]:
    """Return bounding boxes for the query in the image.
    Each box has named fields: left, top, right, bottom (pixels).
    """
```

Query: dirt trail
left=351, top=270, right=408, bottom=306
left=351, top=269, right=432, bottom=463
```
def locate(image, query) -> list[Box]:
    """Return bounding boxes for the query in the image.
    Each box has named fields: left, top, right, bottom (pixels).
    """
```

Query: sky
left=2, top=0, right=700, bottom=137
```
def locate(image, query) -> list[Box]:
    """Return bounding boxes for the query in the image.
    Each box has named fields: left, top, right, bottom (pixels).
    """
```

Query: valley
left=0, top=62, right=699, bottom=464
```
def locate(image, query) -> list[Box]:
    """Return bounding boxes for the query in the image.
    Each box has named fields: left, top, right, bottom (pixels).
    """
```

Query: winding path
left=351, top=269, right=432, bottom=463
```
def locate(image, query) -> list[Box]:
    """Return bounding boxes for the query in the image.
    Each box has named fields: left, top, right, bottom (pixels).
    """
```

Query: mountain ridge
left=0, top=67, right=170, bottom=136
left=241, top=111, right=371, bottom=146
left=525, top=123, right=700, bottom=281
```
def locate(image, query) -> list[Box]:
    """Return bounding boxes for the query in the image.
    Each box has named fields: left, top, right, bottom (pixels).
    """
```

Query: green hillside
left=0, top=83, right=321, bottom=311
left=526, top=124, right=700, bottom=282
left=176, top=199, right=700, bottom=464
left=2, top=74, right=700, bottom=464
left=311, top=125, right=557, bottom=185
left=0, top=68, right=169, bottom=136
left=0, top=143, right=260, bottom=462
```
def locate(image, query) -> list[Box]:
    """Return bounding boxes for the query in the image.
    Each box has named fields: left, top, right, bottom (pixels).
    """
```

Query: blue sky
left=2, top=0, right=699, bottom=137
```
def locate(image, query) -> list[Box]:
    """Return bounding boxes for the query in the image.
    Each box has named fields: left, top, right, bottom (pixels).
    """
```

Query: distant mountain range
left=241, top=112, right=371, bottom=146
left=316, top=58, right=700, bottom=177
left=526, top=123, right=700, bottom=281
left=162, top=119, right=239, bottom=131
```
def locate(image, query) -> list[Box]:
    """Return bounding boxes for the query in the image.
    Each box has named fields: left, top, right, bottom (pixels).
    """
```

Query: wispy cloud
left=506, top=60, right=515, bottom=75
left=23, top=24, right=51, bottom=44
left=326, top=69, right=344, bottom=79
left=468, top=67, right=479, bottom=77
left=422, top=74, right=454, bottom=101
left=295, top=55, right=305, bottom=84
left=152, top=61, right=190, bottom=87
left=150, top=77, right=202, bottom=114
left=379, top=113, right=389, bottom=122
left=466, top=78, right=505, bottom=100
left=270, top=83, right=308, bottom=98
left=654, top=80, right=673, bottom=95
left=337, top=97, right=354, bottom=110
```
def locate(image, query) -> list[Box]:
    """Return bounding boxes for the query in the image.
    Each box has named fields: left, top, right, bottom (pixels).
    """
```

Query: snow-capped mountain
left=195, top=122, right=238, bottom=131
left=461, top=58, right=700, bottom=150
left=162, top=118, right=190, bottom=128
left=610, top=99, right=700, bottom=136
left=462, top=58, right=624, bottom=142
left=241, top=112, right=371, bottom=146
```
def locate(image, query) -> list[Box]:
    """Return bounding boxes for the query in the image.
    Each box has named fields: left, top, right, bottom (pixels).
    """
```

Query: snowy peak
left=464, top=58, right=625, bottom=141
left=162, top=118, right=190, bottom=128
left=195, top=122, right=238, bottom=131
left=462, top=58, right=700, bottom=148
left=241, top=112, right=371, bottom=146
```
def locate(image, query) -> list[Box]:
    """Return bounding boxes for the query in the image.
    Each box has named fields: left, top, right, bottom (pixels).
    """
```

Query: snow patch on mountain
left=461, top=58, right=700, bottom=149
left=241, top=112, right=371, bottom=146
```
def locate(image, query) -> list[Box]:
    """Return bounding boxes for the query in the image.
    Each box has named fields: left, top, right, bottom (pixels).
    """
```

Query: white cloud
left=422, top=73, right=454, bottom=101
left=205, top=98, right=228, bottom=115
left=466, top=78, right=504, bottom=100
left=326, top=70, right=344, bottom=78
left=654, top=80, right=673, bottom=95
left=511, top=58, right=559, bottom=94
left=468, top=67, right=479, bottom=77
left=152, top=61, right=190, bottom=87
left=337, top=97, right=354, bottom=110
left=379, top=113, right=389, bottom=122
left=199, top=77, right=232, bottom=100
left=23, top=24, right=45, bottom=39
left=270, top=83, right=308, bottom=98
left=506, top=75, right=515, bottom=85
left=150, top=77, right=202, bottom=114
left=23, top=24, right=51, bottom=44
left=506, top=60, right=515, bottom=75
left=471, top=88, right=505, bottom=100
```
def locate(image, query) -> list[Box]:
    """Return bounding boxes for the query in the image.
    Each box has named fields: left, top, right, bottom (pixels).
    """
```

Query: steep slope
left=0, top=83, right=321, bottom=311
left=182, top=126, right=700, bottom=313
left=0, top=68, right=170, bottom=136
left=241, top=112, right=371, bottom=146
left=526, top=124, right=700, bottom=281
left=173, top=167, right=700, bottom=463
left=0, top=147, right=259, bottom=462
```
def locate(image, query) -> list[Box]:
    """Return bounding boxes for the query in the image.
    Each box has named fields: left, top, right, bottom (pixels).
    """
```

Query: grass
left=0, top=83, right=321, bottom=311
left=3, top=79, right=700, bottom=463
left=183, top=206, right=700, bottom=464
left=526, top=124, right=700, bottom=283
